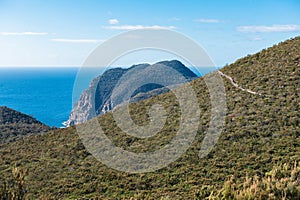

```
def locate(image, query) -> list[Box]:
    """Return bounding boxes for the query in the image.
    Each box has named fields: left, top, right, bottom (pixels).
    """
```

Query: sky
left=0, top=0, right=299, bottom=67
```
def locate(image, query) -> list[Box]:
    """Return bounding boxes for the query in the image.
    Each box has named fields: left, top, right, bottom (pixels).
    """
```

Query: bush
left=0, top=167, right=27, bottom=200
left=195, top=161, right=300, bottom=200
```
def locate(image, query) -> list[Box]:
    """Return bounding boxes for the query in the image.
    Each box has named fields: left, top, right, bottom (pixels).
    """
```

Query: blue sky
left=0, top=0, right=299, bottom=67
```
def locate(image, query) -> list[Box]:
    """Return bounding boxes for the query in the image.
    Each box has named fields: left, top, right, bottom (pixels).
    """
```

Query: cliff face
left=67, top=67, right=128, bottom=126
left=66, top=60, right=197, bottom=126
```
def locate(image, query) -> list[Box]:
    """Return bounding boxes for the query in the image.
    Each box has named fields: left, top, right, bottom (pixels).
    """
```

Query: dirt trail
left=217, top=70, right=261, bottom=96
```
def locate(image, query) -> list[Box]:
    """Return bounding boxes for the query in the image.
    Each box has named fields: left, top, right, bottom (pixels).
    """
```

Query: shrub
left=0, top=167, right=27, bottom=200
left=195, top=161, right=300, bottom=200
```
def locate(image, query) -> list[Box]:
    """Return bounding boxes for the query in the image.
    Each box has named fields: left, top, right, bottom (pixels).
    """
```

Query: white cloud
left=252, top=37, right=263, bottom=41
left=102, top=25, right=176, bottom=30
left=194, top=19, right=220, bottom=23
left=108, top=19, right=119, bottom=25
left=51, top=38, right=102, bottom=44
left=237, top=24, right=300, bottom=33
left=169, top=17, right=181, bottom=21
left=0, top=32, right=48, bottom=36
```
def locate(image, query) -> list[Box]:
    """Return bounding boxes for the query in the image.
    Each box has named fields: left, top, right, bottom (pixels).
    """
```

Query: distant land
left=66, top=60, right=198, bottom=126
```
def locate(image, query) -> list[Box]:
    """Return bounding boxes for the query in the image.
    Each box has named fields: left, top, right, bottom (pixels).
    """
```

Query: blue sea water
left=0, top=66, right=216, bottom=128
left=0, top=67, right=99, bottom=127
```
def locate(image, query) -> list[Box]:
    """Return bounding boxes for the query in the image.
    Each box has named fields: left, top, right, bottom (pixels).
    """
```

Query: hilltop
left=0, top=106, right=52, bottom=144
left=66, top=60, right=197, bottom=126
left=0, top=37, right=299, bottom=199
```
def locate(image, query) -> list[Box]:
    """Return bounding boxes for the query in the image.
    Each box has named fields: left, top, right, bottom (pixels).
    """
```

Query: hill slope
left=0, top=106, right=52, bottom=144
left=0, top=37, right=299, bottom=199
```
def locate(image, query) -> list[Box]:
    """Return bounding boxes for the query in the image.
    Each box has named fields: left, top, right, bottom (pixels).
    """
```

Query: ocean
left=0, top=66, right=216, bottom=128
left=0, top=67, right=99, bottom=127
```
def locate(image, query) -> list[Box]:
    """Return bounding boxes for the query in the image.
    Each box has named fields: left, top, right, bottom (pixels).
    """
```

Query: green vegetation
left=195, top=162, right=300, bottom=199
left=0, top=167, right=27, bottom=200
left=0, top=37, right=299, bottom=199
left=0, top=106, right=52, bottom=144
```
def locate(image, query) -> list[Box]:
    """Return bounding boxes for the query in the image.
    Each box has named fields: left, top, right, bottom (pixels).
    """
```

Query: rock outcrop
left=66, top=60, right=197, bottom=126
